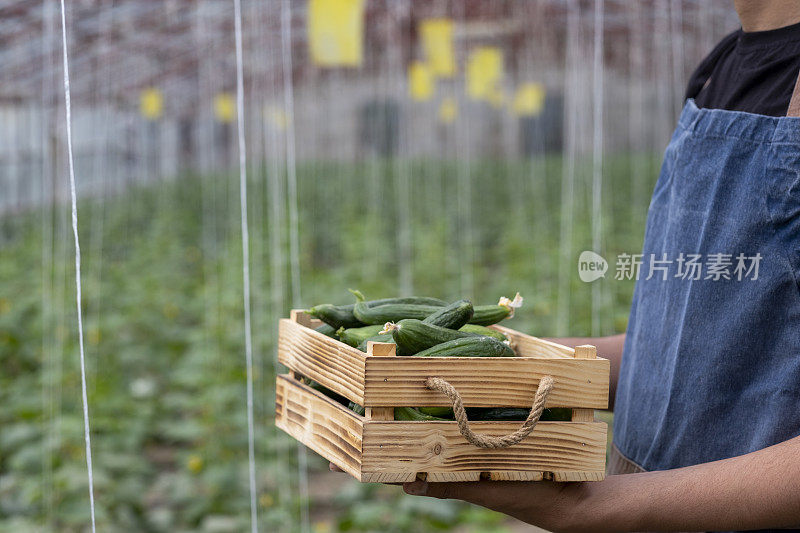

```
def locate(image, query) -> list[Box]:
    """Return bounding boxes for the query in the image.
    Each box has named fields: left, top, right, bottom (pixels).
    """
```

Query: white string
left=233, top=0, right=258, bottom=531
left=281, top=0, right=302, bottom=305
left=591, top=0, right=604, bottom=336
left=280, top=3, right=309, bottom=532
left=556, top=0, right=579, bottom=337
left=58, top=1, right=96, bottom=531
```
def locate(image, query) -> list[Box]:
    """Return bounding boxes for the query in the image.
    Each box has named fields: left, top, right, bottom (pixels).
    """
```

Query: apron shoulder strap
left=787, top=69, right=800, bottom=117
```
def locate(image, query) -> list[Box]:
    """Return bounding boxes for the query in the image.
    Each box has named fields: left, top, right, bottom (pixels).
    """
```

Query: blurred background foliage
left=0, top=0, right=738, bottom=531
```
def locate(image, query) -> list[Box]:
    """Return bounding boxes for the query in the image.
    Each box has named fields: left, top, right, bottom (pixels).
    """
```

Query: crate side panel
left=364, top=357, right=609, bottom=408
left=491, top=325, right=575, bottom=358
left=275, top=375, right=364, bottom=480
left=278, top=318, right=367, bottom=404
left=361, top=421, right=606, bottom=477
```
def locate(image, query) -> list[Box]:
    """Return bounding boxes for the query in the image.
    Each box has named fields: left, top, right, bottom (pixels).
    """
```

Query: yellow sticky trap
left=308, top=0, right=365, bottom=67
left=214, top=93, right=235, bottom=123
left=420, top=18, right=455, bottom=78
left=466, top=47, right=503, bottom=102
left=438, top=97, right=457, bottom=124
left=409, top=61, right=434, bottom=101
left=512, top=83, right=546, bottom=116
left=140, top=88, right=163, bottom=120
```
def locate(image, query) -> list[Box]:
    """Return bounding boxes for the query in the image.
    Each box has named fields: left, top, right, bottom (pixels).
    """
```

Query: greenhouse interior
left=1, top=0, right=744, bottom=532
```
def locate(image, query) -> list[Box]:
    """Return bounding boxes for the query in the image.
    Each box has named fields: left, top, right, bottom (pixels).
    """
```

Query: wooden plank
left=552, top=471, right=605, bottom=482
left=277, top=318, right=367, bottom=405
left=363, top=357, right=609, bottom=408
left=572, top=344, right=598, bottom=422
left=489, top=471, right=545, bottom=481
left=491, top=325, right=575, bottom=358
left=275, top=374, right=364, bottom=480
left=361, top=421, right=607, bottom=478
left=364, top=342, right=395, bottom=421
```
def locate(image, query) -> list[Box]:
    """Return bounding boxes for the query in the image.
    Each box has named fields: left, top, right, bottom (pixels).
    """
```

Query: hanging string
left=233, top=0, right=258, bottom=531
left=591, top=0, right=604, bottom=336
left=280, top=2, right=309, bottom=532
left=40, top=0, right=57, bottom=525
left=556, top=0, right=579, bottom=337
left=58, top=0, right=96, bottom=531
left=281, top=0, right=302, bottom=306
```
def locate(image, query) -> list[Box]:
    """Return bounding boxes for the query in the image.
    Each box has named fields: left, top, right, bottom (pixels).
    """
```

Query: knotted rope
left=424, top=375, right=555, bottom=449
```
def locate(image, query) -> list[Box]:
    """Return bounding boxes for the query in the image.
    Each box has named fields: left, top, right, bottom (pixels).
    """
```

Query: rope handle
left=424, top=375, right=555, bottom=449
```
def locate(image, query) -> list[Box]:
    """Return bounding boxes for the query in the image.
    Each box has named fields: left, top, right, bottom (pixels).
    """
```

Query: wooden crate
left=275, top=310, right=610, bottom=482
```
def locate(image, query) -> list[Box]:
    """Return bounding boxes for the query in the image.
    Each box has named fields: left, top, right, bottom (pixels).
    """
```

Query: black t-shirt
left=685, top=21, right=800, bottom=116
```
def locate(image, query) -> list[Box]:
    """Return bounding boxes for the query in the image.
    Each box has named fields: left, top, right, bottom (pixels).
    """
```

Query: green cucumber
left=469, top=294, right=523, bottom=325
left=336, top=325, right=384, bottom=347
left=464, top=407, right=572, bottom=422
left=307, top=303, right=362, bottom=329
left=417, top=406, right=454, bottom=418
left=541, top=408, right=572, bottom=421
left=469, top=305, right=512, bottom=326
left=458, top=323, right=508, bottom=342
left=394, top=407, right=447, bottom=421
left=348, top=401, right=366, bottom=416
left=348, top=289, right=447, bottom=307
left=385, top=319, right=474, bottom=355
left=422, top=299, right=474, bottom=329
left=315, top=324, right=338, bottom=338
left=301, top=377, right=349, bottom=404
left=414, top=336, right=516, bottom=358
left=308, top=293, right=447, bottom=329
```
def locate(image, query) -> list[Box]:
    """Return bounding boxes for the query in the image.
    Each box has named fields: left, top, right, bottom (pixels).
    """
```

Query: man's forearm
left=545, top=333, right=625, bottom=409
left=580, top=434, right=800, bottom=532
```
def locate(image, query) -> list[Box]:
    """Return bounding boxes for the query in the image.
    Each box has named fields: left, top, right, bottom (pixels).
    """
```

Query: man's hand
left=402, top=478, right=590, bottom=533
left=329, top=435, right=800, bottom=531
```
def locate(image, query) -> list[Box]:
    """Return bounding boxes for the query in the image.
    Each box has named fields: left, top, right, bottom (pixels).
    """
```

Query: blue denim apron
left=613, top=99, right=800, bottom=531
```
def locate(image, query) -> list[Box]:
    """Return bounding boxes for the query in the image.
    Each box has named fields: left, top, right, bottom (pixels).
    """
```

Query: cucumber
left=301, top=377, right=349, bottom=404
left=414, top=336, right=516, bottom=358
left=315, top=324, right=338, bottom=338
left=385, top=319, right=474, bottom=355
left=417, top=406, right=454, bottom=418
left=348, top=401, right=365, bottom=416
left=394, top=407, right=447, bottom=421
left=469, top=293, right=523, bottom=326
left=469, top=305, right=512, bottom=326
left=348, top=289, right=447, bottom=307
left=336, top=324, right=384, bottom=347
left=541, top=408, right=572, bottom=421
left=422, top=299, right=474, bottom=329
left=308, top=292, right=447, bottom=329
left=465, top=407, right=530, bottom=421
left=458, top=323, right=508, bottom=342
left=307, top=303, right=362, bottom=329
left=464, top=407, right=572, bottom=422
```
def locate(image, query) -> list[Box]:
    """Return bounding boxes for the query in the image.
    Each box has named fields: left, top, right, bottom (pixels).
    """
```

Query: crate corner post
left=364, top=341, right=395, bottom=421
left=571, top=344, right=597, bottom=422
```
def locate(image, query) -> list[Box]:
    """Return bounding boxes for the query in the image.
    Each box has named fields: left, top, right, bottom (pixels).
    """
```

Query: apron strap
left=787, top=69, right=800, bottom=117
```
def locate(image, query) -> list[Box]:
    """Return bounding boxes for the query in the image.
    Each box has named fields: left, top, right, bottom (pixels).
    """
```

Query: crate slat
left=363, top=356, right=609, bottom=408
left=491, top=325, right=575, bottom=359
left=360, top=420, right=606, bottom=478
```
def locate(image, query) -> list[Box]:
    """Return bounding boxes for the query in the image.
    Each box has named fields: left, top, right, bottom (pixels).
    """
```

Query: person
left=334, top=1, right=800, bottom=531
